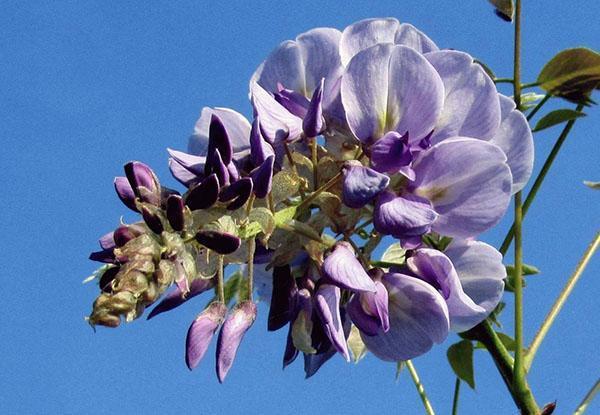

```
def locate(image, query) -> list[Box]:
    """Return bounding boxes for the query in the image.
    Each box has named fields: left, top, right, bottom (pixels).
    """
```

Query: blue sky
left=1, top=1, right=599, bottom=413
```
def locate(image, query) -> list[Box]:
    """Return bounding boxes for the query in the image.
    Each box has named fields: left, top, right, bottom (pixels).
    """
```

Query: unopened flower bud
left=195, top=230, right=241, bottom=255
left=302, top=78, right=325, bottom=138
left=185, top=174, right=219, bottom=210
left=166, top=195, right=185, bottom=231
left=185, top=301, right=228, bottom=370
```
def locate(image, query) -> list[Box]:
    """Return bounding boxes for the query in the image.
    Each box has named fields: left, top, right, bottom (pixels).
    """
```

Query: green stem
left=499, top=103, right=585, bottom=255
left=246, top=238, right=256, bottom=301
left=216, top=255, right=225, bottom=303
left=521, top=81, right=540, bottom=89
left=526, top=93, right=551, bottom=121
left=525, top=232, right=600, bottom=370
left=512, top=190, right=527, bottom=387
left=405, top=360, right=435, bottom=415
left=574, top=378, right=600, bottom=415
left=494, top=77, right=514, bottom=84
left=451, top=378, right=461, bottom=415
left=295, top=172, right=342, bottom=211
left=277, top=222, right=333, bottom=247
left=310, top=136, right=318, bottom=189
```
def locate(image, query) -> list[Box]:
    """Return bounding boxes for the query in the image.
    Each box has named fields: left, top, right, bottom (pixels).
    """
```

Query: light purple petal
left=489, top=94, right=534, bottom=194
left=373, top=191, right=438, bottom=239
left=361, top=273, right=449, bottom=361
left=394, top=23, right=439, bottom=53
left=342, top=163, right=390, bottom=208
left=426, top=50, right=501, bottom=144
left=322, top=242, right=377, bottom=293
left=444, top=238, right=506, bottom=325
left=341, top=44, right=444, bottom=143
left=168, top=158, right=198, bottom=187
left=251, top=82, right=303, bottom=143
left=114, top=176, right=137, bottom=211
left=188, top=107, right=251, bottom=156
left=347, top=281, right=389, bottom=336
left=411, top=138, right=512, bottom=238
left=167, top=148, right=206, bottom=175
left=251, top=40, right=306, bottom=94
left=216, top=301, right=257, bottom=382
left=185, top=301, right=227, bottom=370
left=315, top=284, right=350, bottom=361
left=99, top=231, right=116, bottom=250
left=339, top=17, right=400, bottom=66
left=407, top=249, right=486, bottom=333
left=370, top=131, right=412, bottom=173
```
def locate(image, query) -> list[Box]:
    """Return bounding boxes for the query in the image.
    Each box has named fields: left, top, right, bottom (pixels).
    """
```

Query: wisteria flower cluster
left=86, top=17, right=534, bottom=382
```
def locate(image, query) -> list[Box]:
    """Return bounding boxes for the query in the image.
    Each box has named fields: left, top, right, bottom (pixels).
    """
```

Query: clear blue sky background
left=1, top=1, right=598, bottom=414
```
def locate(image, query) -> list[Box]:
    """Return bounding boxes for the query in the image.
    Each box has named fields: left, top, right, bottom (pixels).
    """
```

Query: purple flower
left=216, top=301, right=257, bottom=382
left=148, top=278, right=215, bottom=320
left=359, top=242, right=505, bottom=361
left=322, top=242, right=377, bottom=293
left=341, top=162, right=390, bottom=209
left=186, top=301, right=228, bottom=370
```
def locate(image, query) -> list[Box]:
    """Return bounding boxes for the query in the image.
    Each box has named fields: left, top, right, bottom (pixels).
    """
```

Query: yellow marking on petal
left=415, top=186, right=448, bottom=204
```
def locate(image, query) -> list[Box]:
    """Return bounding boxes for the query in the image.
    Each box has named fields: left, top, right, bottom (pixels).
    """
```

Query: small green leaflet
left=533, top=109, right=586, bottom=132
left=583, top=181, right=600, bottom=190
left=447, top=340, right=475, bottom=389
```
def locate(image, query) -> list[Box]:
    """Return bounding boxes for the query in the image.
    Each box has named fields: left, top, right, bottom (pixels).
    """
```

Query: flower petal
left=302, top=78, right=325, bottom=137
left=268, top=265, right=298, bottom=332
left=341, top=44, right=444, bottom=143
left=185, top=174, right=219, bottom=210
left=394, top=23, right=439, bottom=53
left=216, top=301, right=257, bottom=382
left=444, top=238, right=506, bottom=323
left=322, top=242, right=377, bottom=293
left=407, top=249, right=486, bottom=332
left=373, top=191, right=438, bottom=239
left=347, top=280, right=390, bottom=336
left=251, top=82, right=303, bottom=143
left=426, top=51, right=501, bottom=144
left=296, top=28, right=343, bottom=95
left=249, top=117, right=275, bottom=166
left=315, top=284, right=350, bottom=361
left=370, top=131, right=412, bottom=174
left=195, top=230, right=241, bottom=255
left=340, top=17, right=400, bottom=66
left=148, top=278, right=215, bottom=320
left=114, top=176, right=137, bottom=211
left=251, top=155, right=274, bottom=199
left=489, top=94, right=534, bottom=194
left=360, top=273, right=449, bottom=361
left=411, top=138, right=512, bottom=238
left=185, top=301, right=227, bottom=370
left=342, top=162, right=390, bottom=208
left=188, top=107, right=251, bottom=156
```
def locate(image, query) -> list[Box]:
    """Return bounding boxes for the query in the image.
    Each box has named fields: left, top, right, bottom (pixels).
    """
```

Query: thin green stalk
left=526, top=93, right=551, bottom=121
left=525, top=232, right=600, bottom=370
left=295, top=172, right=341, bottom=211
left=521, top=81, right=540, bottom=89
left=276, top=222, right=333, bottom=247
left=405, top=360, right=435, bottom=415
left=451, top=378, right=461, bottom=415
left=309, top=136, right=318, bottom=189
left=494, top=77, right=514, bottom=84
left=512, top=191, right=526, bottom=386
left=246, top=238, right=256, bottom=301
left=216, top=255, right=225, bottom=303
left=499, top=103, right=585, bottom=255
left=574, top=378, right=600, bottom=415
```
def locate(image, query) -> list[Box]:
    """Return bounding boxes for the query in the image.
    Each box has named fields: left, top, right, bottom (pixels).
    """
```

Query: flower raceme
left=84, top=17, right=532, bottom=382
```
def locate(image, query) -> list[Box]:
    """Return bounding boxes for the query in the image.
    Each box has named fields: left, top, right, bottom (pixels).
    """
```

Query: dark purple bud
left=195, top=230, right=241, bottom=255
left=113, top=225, right=141, bottom=247
left=99, top=266, right=120, bottom=293
left=253, top=241, right=273, bottom=264
left=114, top=176, right=138, bottom=212
left=322, top=242, right=377, bottom=293
left=268, top=265, right=297, bottom=332
left=89, top=249, right=116, bottom=264
left=166, top=195, right=185, bottom=232
left=206, top=115, right=232, bottom=170
left=314, top=284, right=350, bottom=361
left=124, top=161, right=161, bottom=205
left=540, top=402, right=557, bottom=415
left=370, top=131, right=413, bottom=175
left=342, top=161, right=390, bottom=209
left=274, top=85, right=309, bottom=118
left=147, top=278, right=215, bottom=320
left=141, top=206, right=164, bottom=234
left=282, top=324, right=299, bottom=369
left=251, top=155, right=274, bottom=199
left=185, top=301, right=228, bottom=370
left=206, top=149, right=230, bottom=187
left=373, top=191, right=438, bottom=240
left=302, top=78, right=325, bottom=137
left=216, top=301, right=257, bottom=383
left=227, top=161, right=240, bottom=183
left=185, top=174, right=219, bottom=210
left=219, top=177, right=253, bottom=211
left=250, top=117, right=275, bottom=166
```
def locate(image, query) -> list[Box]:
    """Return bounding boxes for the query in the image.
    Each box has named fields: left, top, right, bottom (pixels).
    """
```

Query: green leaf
left=533, top=109, right=586, bottom=132
left=240, top=207, right=275, bottom=241
left=537, top=47, right=600, bottom=104
left=488, top=301, right=505, bottom=328
left=381, top=242, right=406, bottom=265
left=520, top=92, right=547, bottom=110
left=505, top=263, right=540, bottom=292
left=347, top=325, right=368, bottom=363
left=273, top=206, right=297, bottom=226
left=291, top=310, right=316, bottom=354
left=447, top=340, right=475, bottom=389
left=487, top=0, right=514, bottom=22
left=584, top=180, right=600, bottom=190
left=496, top=332, right=517, bottom=352
left=271, top=170, right=301, bottom=204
